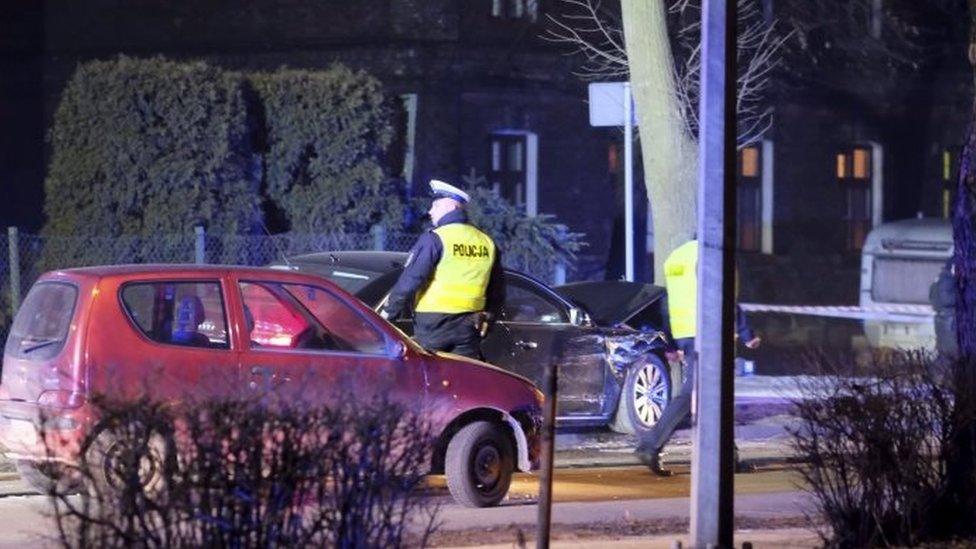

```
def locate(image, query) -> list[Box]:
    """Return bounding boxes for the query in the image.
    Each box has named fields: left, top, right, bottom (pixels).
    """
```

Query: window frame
left=239, top=279, right=393, bottom=358
left=118, top=279, right=232, bottom=351
left=498, top=272, right=572, bottom=326
left=837, top=145, right=876, bottom=251
left=737, top=145, right=763, bottom=252
left=4, top=281, right=79, bottom=361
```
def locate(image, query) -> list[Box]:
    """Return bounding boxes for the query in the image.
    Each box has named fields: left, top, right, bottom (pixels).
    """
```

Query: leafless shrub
left=40, top=394, right=440, bottom=548
left=788, top=350, right=976, bottom=547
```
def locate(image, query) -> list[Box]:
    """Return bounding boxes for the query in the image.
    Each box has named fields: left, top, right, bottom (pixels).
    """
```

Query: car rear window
left=4, top=282, right=78, bottom=361
left=120, top=281, right=229, bottom=349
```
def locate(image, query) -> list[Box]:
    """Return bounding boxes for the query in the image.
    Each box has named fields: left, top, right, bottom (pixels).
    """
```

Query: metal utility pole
left=624, top=82, right=635, bottom=282
left=691, top=0, right=737, bottom=547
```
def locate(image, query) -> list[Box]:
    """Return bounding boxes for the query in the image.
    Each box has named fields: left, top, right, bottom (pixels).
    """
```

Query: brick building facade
left=1, top=0, right=972, bottom=299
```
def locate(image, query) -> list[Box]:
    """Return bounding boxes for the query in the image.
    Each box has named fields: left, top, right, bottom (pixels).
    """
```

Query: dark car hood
left=554, top=281, right=666, bottom=329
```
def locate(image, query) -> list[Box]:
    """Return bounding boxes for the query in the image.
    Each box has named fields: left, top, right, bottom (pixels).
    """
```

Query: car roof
left=281, top=251, right=410, bottom=273
left=48, top=264, right=308, bottom=279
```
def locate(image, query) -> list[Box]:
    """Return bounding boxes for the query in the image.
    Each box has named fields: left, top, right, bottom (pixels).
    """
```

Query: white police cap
left=429, top=179, right=470, bottom=204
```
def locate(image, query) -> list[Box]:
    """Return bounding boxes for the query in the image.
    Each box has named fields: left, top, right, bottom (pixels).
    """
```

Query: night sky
left=1, top=1, right=44, bottom=230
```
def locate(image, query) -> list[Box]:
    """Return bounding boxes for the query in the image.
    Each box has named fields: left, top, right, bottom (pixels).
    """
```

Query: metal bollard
left=536, top=361, right=558, bottom=549
left=194, top=225, right=206, bottom=264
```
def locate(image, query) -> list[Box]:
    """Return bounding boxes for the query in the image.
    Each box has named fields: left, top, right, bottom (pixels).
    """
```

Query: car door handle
left=515, top=340, right=538, bottom=350
left=248, top=366, right=290, bottom=391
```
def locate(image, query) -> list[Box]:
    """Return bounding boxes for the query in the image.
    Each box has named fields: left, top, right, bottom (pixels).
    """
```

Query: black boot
left=636, top=447, right=672, bottom=477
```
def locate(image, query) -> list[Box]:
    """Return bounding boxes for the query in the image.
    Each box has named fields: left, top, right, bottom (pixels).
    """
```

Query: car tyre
left=83, top=427, right=176, bottom=500
left=611, top=354, right=672, bottom=435
left=445, top=421, right=514, bottom=508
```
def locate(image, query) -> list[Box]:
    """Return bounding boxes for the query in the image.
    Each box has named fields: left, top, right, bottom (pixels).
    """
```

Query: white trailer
left=860, top=218, right=951, bottom=350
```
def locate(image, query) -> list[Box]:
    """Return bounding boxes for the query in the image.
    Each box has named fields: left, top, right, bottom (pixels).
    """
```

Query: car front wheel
left=445, top=421, right=514, bottom=508
left=611, top=355, right=672, bottom=435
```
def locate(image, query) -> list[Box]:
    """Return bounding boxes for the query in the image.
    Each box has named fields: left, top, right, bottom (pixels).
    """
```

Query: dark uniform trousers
left=415, top=312, right=483, bottom=360
left=636, top=337, right=695, bottom=456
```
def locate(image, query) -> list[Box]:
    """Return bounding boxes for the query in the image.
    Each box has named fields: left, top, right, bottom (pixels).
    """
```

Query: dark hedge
left=248, top=66, right=405, bottom=234
left=43, top=56, right=261, bottom=266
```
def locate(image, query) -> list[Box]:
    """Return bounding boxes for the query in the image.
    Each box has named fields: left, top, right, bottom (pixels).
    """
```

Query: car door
left=482, top=274, right=607, bottom=418
left=232, top=276, right=425, bottom=412
left=108, top=277, right=240, bottom=402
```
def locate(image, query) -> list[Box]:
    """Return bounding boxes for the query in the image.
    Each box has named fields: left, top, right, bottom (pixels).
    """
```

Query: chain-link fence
left=1, top=226, right=587, bottom=348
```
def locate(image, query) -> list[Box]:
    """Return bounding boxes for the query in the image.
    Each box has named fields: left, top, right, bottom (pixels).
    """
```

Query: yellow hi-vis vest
left=664, top=240, right=698, bottom=339
left=414, top=223, right=496, bottom=314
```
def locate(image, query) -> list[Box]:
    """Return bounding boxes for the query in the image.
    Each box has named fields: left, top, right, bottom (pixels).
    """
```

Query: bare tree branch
left=546, top=0, right=792, bottom=147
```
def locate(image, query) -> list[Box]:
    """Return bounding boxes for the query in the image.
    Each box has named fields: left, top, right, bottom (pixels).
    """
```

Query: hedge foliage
left=41, top=56, right=580, bottom=274
left=42, top=58, right=401, bottom=264
left=249, top=66, right=404, bottom=234
left=460, top=172, right=584, bottom=271
left=43, top=56, right=260, bottom=266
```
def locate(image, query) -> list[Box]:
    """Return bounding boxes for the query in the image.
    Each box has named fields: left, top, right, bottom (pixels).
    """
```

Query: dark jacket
left=383, top=209, right=505, bottom=320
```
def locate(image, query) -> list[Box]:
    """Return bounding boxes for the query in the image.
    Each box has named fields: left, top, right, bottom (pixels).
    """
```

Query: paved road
left=0, top=465, right=813, bottom=547
left=0, top=375, right=804, bottom=545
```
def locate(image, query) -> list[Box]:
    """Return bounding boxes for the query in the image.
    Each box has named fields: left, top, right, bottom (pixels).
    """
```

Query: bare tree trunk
left=944, top=0, right=976, bottom=526
left=621, top=1, right=700, bottom=282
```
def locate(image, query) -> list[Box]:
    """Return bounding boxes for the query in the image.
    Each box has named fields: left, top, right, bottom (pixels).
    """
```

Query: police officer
left=635, top=239, right=760, bottom=476
left=381, top=179, right=505, bottom=360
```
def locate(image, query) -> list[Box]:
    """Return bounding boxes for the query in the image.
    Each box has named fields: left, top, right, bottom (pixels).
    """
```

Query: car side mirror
left=568, top=307, right=592, bottom=327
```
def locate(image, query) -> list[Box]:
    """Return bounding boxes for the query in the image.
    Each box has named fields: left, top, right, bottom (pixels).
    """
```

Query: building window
left=870, top=0, right=883, bottom=39
left=608, top=142, right=621, bottom=174
left=737, top=146, right=762, bottom=252
left=491, top=134, right=525, bottom=207
left=838, top=146, right=873, bottom=250
left=489, top=131, right=538, bottom=215
left=761, top=0, right=774, bottom=24
left=491, top=0, right=539, bottom=22
left=942, top=147, right=959, bottom=219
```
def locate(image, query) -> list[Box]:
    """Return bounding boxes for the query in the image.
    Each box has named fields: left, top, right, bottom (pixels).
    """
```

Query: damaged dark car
left=271, top=251, right=678, bottom=434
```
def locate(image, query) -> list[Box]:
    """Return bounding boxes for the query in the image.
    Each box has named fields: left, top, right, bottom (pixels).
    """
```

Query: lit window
left=941, top=147, right=959, bottom=219
left=852, top=148, right=870, bottom=179
left=741, top=146, right=759, bottom=177
left=837, top=145, right=874, bottom=250
left=737, top=146, right=762, bottom=252
left=608, top=142, right=620, bottom=174
left=836, top=147, right=871, bottom=182
left=490, top=133, right=530, bottom=209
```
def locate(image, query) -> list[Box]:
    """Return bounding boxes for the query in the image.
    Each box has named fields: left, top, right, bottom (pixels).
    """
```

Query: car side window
left=503, top=281, right=567, bottom=324
left=120, top=281, right=229, bottom=349
left=239, top=282, right=309, bottom=348
left=282, top=283, right=387, bottom=355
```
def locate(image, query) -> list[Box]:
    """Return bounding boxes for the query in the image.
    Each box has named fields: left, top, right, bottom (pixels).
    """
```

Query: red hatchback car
left=0, top=265, right=542, bottom=507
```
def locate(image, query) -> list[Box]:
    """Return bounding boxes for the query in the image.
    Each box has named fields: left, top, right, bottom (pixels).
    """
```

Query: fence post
left=195, top=225, right=206, bottom=264
left=7, top=227, right=20, bottom=313
left=371, top=224, right=386, bottom=251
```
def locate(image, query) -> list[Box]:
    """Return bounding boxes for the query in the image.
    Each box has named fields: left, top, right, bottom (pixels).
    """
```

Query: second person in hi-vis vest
left=381, top=179, right=505, bottom=360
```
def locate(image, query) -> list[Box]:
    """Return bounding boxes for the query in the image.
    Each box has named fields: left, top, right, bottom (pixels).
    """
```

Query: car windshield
left=4, top=282, right=78, bottom=361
